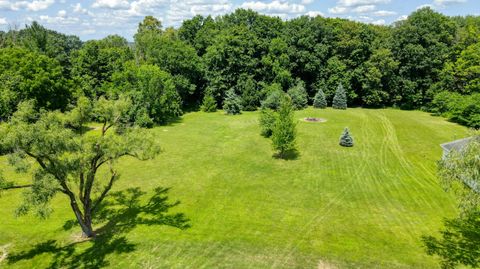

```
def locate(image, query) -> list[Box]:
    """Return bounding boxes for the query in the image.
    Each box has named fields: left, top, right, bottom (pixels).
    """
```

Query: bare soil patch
left=317, top=260, right=338, bottom=269
left=0, top=244, right=12, bottom=264
left=303, top=117, right=327, bottom=123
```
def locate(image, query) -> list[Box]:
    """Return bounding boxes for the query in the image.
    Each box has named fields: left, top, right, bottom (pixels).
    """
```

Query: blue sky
left=0, top=0, right=478, bottom=40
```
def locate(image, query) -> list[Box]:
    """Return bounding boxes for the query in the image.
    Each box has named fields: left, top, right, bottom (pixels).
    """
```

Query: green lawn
left=0, top=108, right=469, bottom=268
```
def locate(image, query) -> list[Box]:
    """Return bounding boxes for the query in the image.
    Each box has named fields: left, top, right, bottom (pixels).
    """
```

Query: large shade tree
left=0, top=98, right=160, bottom=237
left=0, top=47, right=71, bottom=120
left=391, top=7, right=456, bottom=108
left=109, top=62, right=183, bottom=126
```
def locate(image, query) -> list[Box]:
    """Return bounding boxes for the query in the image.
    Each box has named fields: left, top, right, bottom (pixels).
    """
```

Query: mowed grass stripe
left=0, top=108, right=467, bottom=268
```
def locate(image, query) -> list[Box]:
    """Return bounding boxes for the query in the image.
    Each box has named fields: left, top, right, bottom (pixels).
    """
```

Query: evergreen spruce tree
left=272, top=95, right=297, bottom=158
left=223, top=89, right=242, bottom=115
left=313, top=88, right=327, bottom=109
left=201, top=92, right=217, bottom=112
left=287, top=80, right=308, bottom=110
left=332, top=83, right=347, bottom=110
left=239, top=76, right=259, bottom=111
left=339, top=127, right=354, bottom=147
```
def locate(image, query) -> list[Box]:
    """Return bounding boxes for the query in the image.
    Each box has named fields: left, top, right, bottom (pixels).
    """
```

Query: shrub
left=332, top=83, right=347, bottom=110
left=339, top=127, right=354, bottom=147
left=134, top=107, right=154, bottom=128
left=287, top=80, right=308, bottom=110
left=431, top=92, right=480, bottom=128
left=313, top=88, right=327, bottom=109
left=201, top=92, right=217, bottom=112
left=259, top=108, right=277, bottom=137
left=430, top=91, right=462, bottom=116
left=223, top=89, right=242, bottom=115
left=272, top=95, right=297, bottom=158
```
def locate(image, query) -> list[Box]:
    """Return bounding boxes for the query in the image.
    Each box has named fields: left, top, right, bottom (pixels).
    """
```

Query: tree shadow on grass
left=7, top=187, right=190, bottom=269
left=422, top=210, right=480, bottom=268
left=273, top=149, right=300, bottom=161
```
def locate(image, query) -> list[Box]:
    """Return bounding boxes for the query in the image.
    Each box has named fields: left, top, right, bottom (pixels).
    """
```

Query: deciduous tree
left=0, top=98, right=160, bottom=237
left=272, top=95, right=297, bottom=158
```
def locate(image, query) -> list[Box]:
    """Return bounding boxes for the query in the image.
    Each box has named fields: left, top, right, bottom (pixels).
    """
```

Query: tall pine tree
left=332, top=83, right=347, bottom=110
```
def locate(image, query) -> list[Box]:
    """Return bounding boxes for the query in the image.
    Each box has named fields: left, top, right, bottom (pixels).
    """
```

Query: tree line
left=0, top=7, right=479, bottom=127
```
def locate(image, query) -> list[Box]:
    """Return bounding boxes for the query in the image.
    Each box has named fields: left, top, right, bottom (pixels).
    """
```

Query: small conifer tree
left=223, top=89, right=242, bottom=115
left=239, top=77, right=259, bottom=111
left=313, top=88, right=327, bottom=109
left=201, top=92, right=217, bottom=112
left=339, top=127, right=354, bottom=147
left=261, top=85, right=284, bottom=110
left=272, top=95, right=297, bottom=158
left=332, top=83, right=347, bottom=110
left=287, top=80, right=308, bottom=110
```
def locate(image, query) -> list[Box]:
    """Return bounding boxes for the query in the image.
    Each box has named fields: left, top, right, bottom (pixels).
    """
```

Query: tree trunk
left=68, top=196, right=95, bottom=238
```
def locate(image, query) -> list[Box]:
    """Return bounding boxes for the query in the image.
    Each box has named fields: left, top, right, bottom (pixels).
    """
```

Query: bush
left=259, top=108, right=277, bottom=137
left=134, top=107, right=154, bottom=128
left=261, top=85, right=284, bottom=110
left=223, top=89, right=242, bottom=115
left=431, top=92, right=480, bottom=128
left=332, top=83, right=347, bottom=110
left=313, top=88, right=327, bottom=109
left=430, top=91, right=462, bottom=115
left=272, top=95, right=297, bottom=158
left=287, top=80, right=308, bottom=110
left=201, top=92, right=217, bottom=112
left=339, top=127, right=354, bottom=147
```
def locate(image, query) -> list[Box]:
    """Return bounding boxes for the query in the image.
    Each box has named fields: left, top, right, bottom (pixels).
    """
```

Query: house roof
left=440, top=137, right=473, bottom=152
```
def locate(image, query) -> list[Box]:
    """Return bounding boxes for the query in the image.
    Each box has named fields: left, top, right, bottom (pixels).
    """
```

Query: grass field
left=0, top=108, right=469, bottom=268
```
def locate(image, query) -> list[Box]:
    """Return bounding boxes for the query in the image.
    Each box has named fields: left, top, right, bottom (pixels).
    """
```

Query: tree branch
left=91, top=170, right=117, bottom=213
left=0, top=184, right=32, bottom=190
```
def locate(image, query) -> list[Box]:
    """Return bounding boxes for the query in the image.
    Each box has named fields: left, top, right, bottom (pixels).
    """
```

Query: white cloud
left=39, top=14, right=80, bottom=25
left=81, top=29, right=96, bottom=35
left=305, top=10, right=324, bottom=17
left=329, top=0, right=391, bottom=15
left=240, top=1, right=305, bottom=14
left=57, top=9, right=66, bottom=17
left=396, top=14, right=408, bottom=21
left=352, top=5, right=375, bottom=13
left=0, top=17, right=7, bottom=25
left=433, top=0, right=467, bottom=6
left=73, top=3, right=92, bottom=15
left=433, top=0, right=467, bottom=8
left=371, top=18, right=385, bottom=25
left=166, top=0, right=231, bottom=23
left=25, top=0, right=55, bottom=11
left=338, top=0, right=390, bottom=7
left=92, top=0, right=130, bottom=10
left=114, top=0, right=169, bottom=17
left=328, top=6, right=348, bottom=14
left=0, top=0, right=55, bottom=11
left=372, top=10, right=396, bottom=16
left=301, top=0, right=313, bottom=4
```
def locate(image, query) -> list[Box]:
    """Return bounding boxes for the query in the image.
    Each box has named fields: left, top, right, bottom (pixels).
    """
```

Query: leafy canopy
left=0, top=98, right=160, bottom=237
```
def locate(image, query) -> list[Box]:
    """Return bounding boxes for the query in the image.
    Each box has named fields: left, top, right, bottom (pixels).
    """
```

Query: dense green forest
left=0, top=7, right=479, bottom=127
